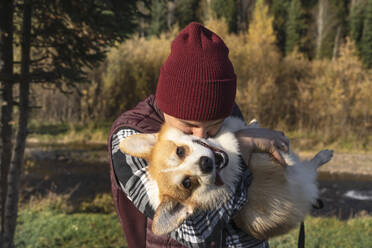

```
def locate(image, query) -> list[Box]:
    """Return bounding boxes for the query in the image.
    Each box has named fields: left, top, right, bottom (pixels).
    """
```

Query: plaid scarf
left=111, top=128, right=269, bottom=248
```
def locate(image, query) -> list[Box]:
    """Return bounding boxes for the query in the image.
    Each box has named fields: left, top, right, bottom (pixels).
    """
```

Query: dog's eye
left=182, top=177, right=192, bottom=189
left=176, top=146, right=186, bottom=158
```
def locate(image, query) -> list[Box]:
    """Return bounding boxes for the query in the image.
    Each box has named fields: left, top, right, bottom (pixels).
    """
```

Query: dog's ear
left=119, top=133, right=157, bottom=159
left=152, top=198, right=193, bottom=235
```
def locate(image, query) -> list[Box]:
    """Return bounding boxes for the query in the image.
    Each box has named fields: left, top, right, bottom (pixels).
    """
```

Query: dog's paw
left=312, top=150, right=333, bottom=167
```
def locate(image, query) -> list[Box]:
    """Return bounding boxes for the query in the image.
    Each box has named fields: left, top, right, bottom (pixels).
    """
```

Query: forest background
left=0, top=0, right=372, bottom=247
left=27, top=0, right=372, bottom=150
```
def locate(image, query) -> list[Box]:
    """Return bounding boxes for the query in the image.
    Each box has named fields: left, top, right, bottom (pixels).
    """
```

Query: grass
left=16, top=193, right=126, bottom=248
left=15, top=208, right=372, bottom=248
left=27, top=121, right=111, bottom=145
left=15, top=209, right=126, bottom=248
left=269, top=216, right=372, bottom=248
left=15, top=193, right=372, bottom=248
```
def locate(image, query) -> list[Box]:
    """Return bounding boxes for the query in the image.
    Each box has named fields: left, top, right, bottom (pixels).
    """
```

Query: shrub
left=28, top=16, right=372, bottom=149
left=98, top=33, right=173, bottom=120
left=297, top=38, right=372, bottom=141
left=79, top=193, right=115, bottom=214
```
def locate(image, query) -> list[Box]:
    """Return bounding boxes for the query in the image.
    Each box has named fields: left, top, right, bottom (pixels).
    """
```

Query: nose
left=199, top=156, right=213, bottom=174
left=192, top=128, right=208, bottom=138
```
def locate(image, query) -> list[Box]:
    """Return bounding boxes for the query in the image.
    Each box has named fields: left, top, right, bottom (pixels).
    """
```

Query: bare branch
left=0, top=73, right=17, bottom=82
left=66, top=82, right=83, bottom=97
left=56, top=83, right=74, bottom=95
left=0, top=71, right=58, bottom=83
left=30, top=55, right=49, bottom=63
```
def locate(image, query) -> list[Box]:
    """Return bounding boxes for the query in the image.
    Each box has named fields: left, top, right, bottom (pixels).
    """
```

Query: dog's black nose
left=199, top=156, right=213, bottom=173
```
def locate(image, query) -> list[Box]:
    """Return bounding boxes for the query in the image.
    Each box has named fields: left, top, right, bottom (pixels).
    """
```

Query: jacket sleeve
left=111, top=128, right=156, bottom=218
left=111, top=127, right=268, bottom=248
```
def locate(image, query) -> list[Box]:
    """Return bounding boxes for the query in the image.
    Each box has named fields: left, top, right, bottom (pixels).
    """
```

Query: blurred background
left=1, top=0, right=372, bottom=247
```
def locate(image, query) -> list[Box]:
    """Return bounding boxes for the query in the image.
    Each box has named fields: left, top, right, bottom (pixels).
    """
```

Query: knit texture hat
left=155, top=22, right=236, bottom=121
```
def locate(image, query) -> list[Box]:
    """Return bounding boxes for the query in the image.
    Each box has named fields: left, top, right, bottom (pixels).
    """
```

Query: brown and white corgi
left=119, top=117, right=333, bottom=240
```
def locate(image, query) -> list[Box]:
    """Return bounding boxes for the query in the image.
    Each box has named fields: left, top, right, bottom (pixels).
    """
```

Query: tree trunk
left=238, top=0, right=251, bottom=31
left=167, top=0, right=176, bottom=29
left=3, top=0, right=31, bottom=247
left=316, top=0, right=325, bottom=59
left=332, top=25, right=342, bottom=60
left=315, top=0, right=339, bottom=59
left=0, top=1, right=14, bottom=246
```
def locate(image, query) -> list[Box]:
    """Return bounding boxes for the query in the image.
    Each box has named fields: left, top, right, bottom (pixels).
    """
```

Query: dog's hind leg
left=310, top=150, right=333, bottom=168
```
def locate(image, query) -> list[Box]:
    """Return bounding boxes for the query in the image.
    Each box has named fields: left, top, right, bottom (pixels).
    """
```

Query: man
left=108, top=22, right=288, bottom=248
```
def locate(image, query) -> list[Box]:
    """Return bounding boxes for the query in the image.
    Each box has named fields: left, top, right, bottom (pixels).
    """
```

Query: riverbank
left=20, top=145, right=372, bottom=219
left=298, top=151, right=372, bottom=181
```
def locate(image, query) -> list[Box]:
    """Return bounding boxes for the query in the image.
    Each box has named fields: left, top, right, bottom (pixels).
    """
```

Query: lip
left=214, top=150, right=228, bottom=171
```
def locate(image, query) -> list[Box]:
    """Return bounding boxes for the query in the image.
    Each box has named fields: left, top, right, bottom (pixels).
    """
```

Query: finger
left=276, top=131, right=289, bottom=146
left=251, top=138, right=273, bottom=152
left=270, top=148, right=287, bottom=168
left=276, top=141, right=289, bottom=153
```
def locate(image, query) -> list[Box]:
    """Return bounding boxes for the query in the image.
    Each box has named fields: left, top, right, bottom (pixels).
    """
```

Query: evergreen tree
left=315, top=0, right=346, bottom=59
left=210, top=0, right=238, bottom=33
left=26, top=0, right=140, bottom=84
left=271, top=0, right=291, bottom=54
left=301, top=0, right=318, bottom=9
left=175, top=0, right=200, bottom=29
left=329, top=0, right=350, bottom=59
left=361, top=0, right=372, bottom=67
left=285, top=0, right=307, bottom=55
left=332, top=0, right=350, bottom=32
left=148, top=0, right=168, bottom=36
left=147, top=0, right=200, bottom=35
left=0, top=1, right=14, bottom=244
left=349, top=0, right=365, bottom=50
left=0, top=1, right=140, bottom=246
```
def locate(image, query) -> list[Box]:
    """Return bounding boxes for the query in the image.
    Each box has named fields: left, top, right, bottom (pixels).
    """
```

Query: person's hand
left=235, top=128, right=290, bottom=167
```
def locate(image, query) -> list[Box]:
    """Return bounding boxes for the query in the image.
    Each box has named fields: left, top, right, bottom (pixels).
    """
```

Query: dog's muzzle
left=192, top=139, right=229, bottom=171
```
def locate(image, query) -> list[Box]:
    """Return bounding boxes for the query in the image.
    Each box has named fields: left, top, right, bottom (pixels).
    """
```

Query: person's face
left=163, top=113, right=224, bottom=139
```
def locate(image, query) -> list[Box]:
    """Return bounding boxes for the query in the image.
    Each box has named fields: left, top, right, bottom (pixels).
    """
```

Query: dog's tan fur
left=120, top=117, right=333, bottom=239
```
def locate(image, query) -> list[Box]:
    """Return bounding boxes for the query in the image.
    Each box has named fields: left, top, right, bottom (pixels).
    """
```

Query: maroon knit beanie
left=155, top=22, right=236, bottom=121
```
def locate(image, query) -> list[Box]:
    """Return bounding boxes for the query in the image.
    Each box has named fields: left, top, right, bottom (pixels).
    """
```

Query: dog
left=119, top=117, right=333, bottom=240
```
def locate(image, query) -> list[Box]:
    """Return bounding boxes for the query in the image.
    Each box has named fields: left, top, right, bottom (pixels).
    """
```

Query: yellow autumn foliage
left=99, top=33, right=173, bottom=119
left=30, top=1, right=372, bottom=148
left=93, top=11, right=371, bottom=146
